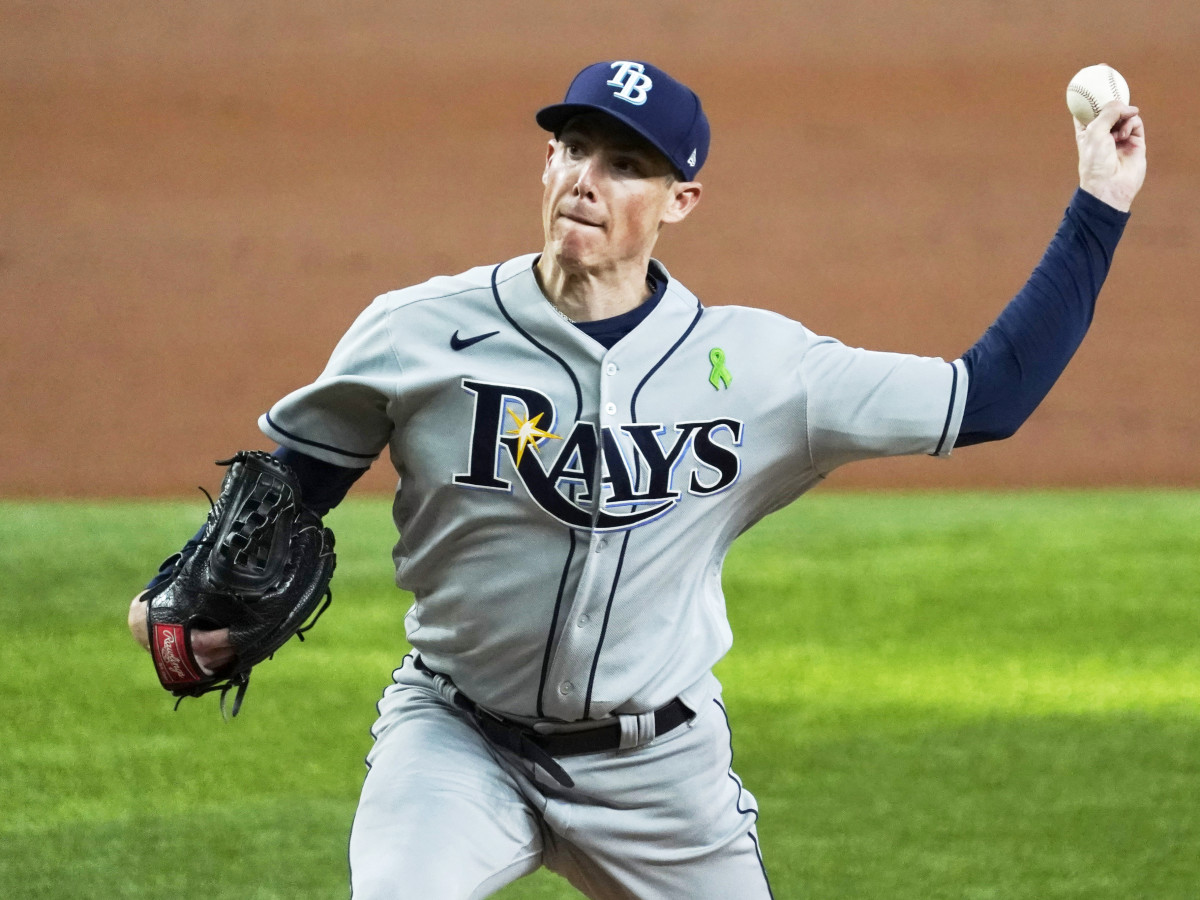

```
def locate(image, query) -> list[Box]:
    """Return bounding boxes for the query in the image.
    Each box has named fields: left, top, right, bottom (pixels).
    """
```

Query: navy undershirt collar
left=572, top=264, right=668, bottom=350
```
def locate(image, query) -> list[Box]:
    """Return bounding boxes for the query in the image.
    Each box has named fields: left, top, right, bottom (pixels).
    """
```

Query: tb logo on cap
left=607, top=61, right=653, bottom=106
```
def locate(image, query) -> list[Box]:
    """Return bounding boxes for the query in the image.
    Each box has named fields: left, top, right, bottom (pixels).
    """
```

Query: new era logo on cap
left=536, top=60, right=710, bottom=181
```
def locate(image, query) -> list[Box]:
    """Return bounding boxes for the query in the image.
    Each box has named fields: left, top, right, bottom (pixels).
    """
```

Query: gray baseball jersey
left=260, top=253, right=967, bottom=722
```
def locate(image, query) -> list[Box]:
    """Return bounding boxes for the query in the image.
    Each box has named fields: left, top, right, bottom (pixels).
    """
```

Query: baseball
left=1066, top=64, right=1130, bottom=124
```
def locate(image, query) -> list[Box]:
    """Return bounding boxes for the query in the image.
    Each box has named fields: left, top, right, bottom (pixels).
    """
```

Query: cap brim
left=534, top=103, right=687, bottom=180
left=535, top=103, right=591, bottom=134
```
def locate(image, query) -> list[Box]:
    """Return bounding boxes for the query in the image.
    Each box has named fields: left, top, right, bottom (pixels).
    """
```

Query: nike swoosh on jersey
left=450, top=329, right=500, bottom=351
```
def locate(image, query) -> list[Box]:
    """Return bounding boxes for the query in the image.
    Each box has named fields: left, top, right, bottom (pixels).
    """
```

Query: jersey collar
left=489, top=254, right=700, bottom=364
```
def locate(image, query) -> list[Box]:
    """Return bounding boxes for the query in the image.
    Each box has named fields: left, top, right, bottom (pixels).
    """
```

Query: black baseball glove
left=144, top=450, right=336, bottom=716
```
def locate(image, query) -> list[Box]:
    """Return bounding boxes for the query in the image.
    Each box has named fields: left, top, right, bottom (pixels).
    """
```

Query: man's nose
left=572, top=158, right=599, bottom=198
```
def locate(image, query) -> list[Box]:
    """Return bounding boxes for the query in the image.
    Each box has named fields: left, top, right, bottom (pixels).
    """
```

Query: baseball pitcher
left=128, top=60, right=1146, bottom=898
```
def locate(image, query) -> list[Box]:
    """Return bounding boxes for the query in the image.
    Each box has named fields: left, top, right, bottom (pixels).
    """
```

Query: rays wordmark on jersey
left=452, top=380, right=744, bottom=531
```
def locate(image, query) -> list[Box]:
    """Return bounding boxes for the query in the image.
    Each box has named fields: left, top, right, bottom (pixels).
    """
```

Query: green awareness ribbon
left=708, top=347, right=732, bottom=390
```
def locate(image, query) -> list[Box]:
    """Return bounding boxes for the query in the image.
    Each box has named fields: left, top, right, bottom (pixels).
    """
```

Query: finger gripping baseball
left=145, top=450, right=337, bottom=716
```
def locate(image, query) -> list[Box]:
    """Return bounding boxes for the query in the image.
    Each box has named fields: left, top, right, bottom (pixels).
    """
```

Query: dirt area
left=3, top=2, right=1198, bottom=497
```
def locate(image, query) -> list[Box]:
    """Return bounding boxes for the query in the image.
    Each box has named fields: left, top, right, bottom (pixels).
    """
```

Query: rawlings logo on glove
left=153, top=624, right=202, bottom=684
left=144, top=450, right=336, bottom=716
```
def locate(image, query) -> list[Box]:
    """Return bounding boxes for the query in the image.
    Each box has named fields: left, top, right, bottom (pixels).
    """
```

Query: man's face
left=541, top=113, right=699, bottom=272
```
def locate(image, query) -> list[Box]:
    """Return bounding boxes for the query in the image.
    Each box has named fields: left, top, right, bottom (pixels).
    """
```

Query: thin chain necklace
left=546, top=275, right=654, bottom=325
left=547, top=299, right=575, bottom=323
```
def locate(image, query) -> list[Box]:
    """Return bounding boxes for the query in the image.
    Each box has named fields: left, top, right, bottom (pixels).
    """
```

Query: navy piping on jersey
left=931, top=362, right=959, bottom=456
left=262, top=411, right=378, bottom=461
left=490, top=262, right=590, bottom=715
left=490, top=263, right=583, bottom=420
left=583, top=531, right=632, bottom=718
left=538, top=519, right=579, bottom=718
left=629, top=297, right=704, bottom=424
left=582, top=295, right=705, bottom=716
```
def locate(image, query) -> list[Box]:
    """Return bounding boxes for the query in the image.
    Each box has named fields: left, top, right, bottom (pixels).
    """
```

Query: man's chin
left=549, top=234, right=605, bottom=271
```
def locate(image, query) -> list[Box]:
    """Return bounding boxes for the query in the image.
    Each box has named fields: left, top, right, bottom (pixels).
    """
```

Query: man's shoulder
left=696, top=300, right=811, bottom=334
left=371, top=255, right=537, bottom=314
left=653, top=270, right=821, bottom=348
left=371, top=263, right=499, bottom=312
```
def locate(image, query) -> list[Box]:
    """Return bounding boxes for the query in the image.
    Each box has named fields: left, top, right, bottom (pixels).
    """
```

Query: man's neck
left=535, top=252, right=654, bottom=323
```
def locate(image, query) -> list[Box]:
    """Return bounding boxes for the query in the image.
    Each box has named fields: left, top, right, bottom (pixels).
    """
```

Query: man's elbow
left=956, top=414, right=1025, bottom=447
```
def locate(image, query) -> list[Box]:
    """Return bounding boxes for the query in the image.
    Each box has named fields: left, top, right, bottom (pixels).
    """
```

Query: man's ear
left=661, top=181, right=703, bottom=225
left=542, top=140, right=557, bottom=186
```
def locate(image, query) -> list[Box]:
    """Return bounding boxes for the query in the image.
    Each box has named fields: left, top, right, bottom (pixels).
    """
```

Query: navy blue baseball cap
left=536, top=60, right=710, bottom=181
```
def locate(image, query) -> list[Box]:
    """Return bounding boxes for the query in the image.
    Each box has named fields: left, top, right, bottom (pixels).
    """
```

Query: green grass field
left=2, top=491, right=1197, bottom=899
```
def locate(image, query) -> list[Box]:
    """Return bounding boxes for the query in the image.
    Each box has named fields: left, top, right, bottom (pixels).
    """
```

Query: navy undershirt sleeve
left=956, top=189, right=1130, bottom=446
left=144, top=447, right=365, bottom=590
left=271, top=446, right=366, bottom=516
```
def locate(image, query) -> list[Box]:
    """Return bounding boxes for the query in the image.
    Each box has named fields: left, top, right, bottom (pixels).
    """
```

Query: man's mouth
left=561, top=211, right=604, bottom=228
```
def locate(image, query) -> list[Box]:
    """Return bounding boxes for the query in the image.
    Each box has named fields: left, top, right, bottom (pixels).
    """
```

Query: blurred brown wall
left=3, top=2, right=1198, bottom=497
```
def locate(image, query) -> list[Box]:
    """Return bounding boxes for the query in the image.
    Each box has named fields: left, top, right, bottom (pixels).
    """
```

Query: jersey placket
left=538, top=349, right=638, bottom=720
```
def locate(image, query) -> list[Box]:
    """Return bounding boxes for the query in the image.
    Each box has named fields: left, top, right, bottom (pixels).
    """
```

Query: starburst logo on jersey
left=452, top=379, right=743, bottom=531
left=505, top=409, right=561, bottom=465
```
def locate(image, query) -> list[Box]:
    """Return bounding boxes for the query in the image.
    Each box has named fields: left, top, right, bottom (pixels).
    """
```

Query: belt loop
left=431, top=672, right=460, bottom=707
left=637, top=710, right=657, bottom=745
left=415, top=656, right=467, bottom=710
left=617, top=711, right=658, bottom=750
left=414, top=655, right=575, bottom=788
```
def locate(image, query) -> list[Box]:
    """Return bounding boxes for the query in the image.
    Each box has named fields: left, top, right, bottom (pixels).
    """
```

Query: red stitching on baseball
left=1068, top=85, right=1101, bottom=118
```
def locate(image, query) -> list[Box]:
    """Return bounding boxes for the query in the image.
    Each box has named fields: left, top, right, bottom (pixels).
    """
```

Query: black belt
left=413, top=656, right=693, bottom=788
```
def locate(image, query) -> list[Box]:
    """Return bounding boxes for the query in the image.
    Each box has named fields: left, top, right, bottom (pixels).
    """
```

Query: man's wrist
left=1078, top=182, right=1134, bottom=214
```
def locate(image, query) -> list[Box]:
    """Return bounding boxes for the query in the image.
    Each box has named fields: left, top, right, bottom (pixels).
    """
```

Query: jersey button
left=604, top=402, right=617, bottom=416
left=594, top=539, right=608, bottom=552
left=558, top=681, right=574, bottom=696
left=605, top=363, right=618, bottom=376
left=577, top=614, right=591, bottom=627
